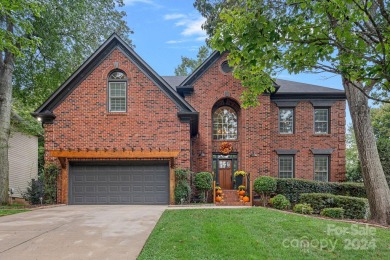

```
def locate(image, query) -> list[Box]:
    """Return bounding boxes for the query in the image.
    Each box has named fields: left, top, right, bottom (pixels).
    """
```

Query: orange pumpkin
left=215, top=196, right=222, bottom=202
left=239, top=190, right=245, bottom=196
left=243, top=196, right=250, bottom=202
left=216, top=189, right=223, bottom=195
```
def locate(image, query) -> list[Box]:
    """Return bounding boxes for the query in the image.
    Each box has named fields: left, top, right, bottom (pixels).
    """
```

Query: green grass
left=138, top=207, right=390, bottom=260
left=0, top=209, right=29, bottom=216
left=0, top=203, right=28, bottom=209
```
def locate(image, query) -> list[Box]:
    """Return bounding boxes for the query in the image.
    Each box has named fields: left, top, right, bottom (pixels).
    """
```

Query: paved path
left=0, top=205, right=166, bottom=260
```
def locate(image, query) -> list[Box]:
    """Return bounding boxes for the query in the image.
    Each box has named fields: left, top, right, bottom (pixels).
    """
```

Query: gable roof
left=162, top=76, right=187, bottom=90
left=169, top=50, right=346, bottom=100
left=178, top=51, right=222, bottom=87
left=32, top=33, right=197, bottom=121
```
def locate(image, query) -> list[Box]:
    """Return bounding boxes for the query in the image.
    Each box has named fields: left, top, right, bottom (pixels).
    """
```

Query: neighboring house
left=32, top=34, right=346, bottom=205
left=9, top=114, right=38, bottom=201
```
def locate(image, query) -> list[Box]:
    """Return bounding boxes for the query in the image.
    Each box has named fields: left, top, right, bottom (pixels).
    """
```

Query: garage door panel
left=69, top=162, right=169, bottom=205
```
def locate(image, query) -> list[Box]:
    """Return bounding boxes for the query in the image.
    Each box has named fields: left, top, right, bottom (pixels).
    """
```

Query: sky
left=120, top=0, right=351, bottom=125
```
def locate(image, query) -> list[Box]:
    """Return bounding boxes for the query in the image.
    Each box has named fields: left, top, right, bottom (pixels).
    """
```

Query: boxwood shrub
left=293, top=203, right=314, bottom=215
left=276, top=178, right=366, bottom=203
left=300, top=193, right=369, bottom=219
left=320, top=208, right=345, bottom=219
left=270, top=194, right=291, bottom=210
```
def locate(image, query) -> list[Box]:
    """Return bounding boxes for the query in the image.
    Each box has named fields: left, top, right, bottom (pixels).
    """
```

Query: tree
left=0, top=0, right=42, bottom=204
left=198, top=0, right=390, bottom=224
left=13, top=0, right=132, bottom=113
left=174, top=46, right=211, bottom=76
left=0, top=0, right=132, bottom=204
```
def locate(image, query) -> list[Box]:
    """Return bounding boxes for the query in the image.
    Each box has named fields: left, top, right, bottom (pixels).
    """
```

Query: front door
left=218, top=160, right=232, bottom=189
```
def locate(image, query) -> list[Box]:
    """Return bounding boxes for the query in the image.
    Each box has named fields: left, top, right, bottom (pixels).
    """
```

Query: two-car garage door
left=68, top=161, right=169, bottom=205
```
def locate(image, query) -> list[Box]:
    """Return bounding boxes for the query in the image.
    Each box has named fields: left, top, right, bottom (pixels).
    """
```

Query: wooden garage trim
left=50, top=150, right=180, bottom=160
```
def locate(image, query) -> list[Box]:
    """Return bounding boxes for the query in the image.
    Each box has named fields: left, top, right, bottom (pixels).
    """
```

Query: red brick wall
left=45, top=48, right=190, bottom=167
left=186, top=53, right=345, bottom=182
left=44, top=49, right=191, bottom=202
left=269, top=101, right=346, bottom=181
left=186, top=53, right=271, bottom=181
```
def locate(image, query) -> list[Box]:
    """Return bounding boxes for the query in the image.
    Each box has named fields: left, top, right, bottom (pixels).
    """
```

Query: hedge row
left=276, top=178, right=366, bottom=203
left=300, top=193, right=369, bottom=219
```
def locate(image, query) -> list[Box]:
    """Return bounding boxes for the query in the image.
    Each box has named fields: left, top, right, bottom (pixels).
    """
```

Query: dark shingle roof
left=161, top=76, right=344, bottom=96
left=162, top=76, right=187, bottom=89
left=274, top=79, right=344, bottom=94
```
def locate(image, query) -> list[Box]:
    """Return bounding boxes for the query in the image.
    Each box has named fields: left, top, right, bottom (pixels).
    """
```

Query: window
left=314, top=108, right=329, bottom=134
left=108, top=71, right=127, bottom=112
left=314, top=156, right=329, bottom=182
left=213, top=106, right=238, bottom=140
left=278, top=156, right=294, bottom=178
left=279, top=108, right=294, bottom=134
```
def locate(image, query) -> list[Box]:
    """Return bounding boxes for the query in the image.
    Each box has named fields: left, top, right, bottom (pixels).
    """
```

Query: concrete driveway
left=0, top=205, right=166, bottom=260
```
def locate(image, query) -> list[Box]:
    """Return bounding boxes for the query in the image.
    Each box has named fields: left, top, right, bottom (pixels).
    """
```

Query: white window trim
left=278, top=155, right=294, bottom=178
left=314, top=108, right=329, bottom=134
left=108, top=81, right=127, bottom=112
left=279, top=108, right=294, bottom=134
left=314, top=155, right=329, bottom=182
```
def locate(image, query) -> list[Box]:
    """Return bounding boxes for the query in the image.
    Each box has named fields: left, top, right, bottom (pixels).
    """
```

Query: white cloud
left=166, top=40, right=186, bottom=44
left=164, top=13, right=207, bottom=44
left=124, top=0, right=160, bottom=7
left=181, top=17, right=206, bottom=37
left=164, top=13, right=186, bottom=20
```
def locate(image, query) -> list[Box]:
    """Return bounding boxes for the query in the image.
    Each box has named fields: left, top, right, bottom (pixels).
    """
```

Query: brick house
left=33, top=34, right=346, bottom=205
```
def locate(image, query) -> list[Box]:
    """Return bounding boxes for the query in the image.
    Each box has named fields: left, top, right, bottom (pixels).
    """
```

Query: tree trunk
left=344, top=79, right=390, bottom=225
left=0, top=63, right=13, bottom=204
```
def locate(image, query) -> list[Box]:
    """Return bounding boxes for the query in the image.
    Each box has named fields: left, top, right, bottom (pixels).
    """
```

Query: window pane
left=314, top=109, right=329, bottom=134
left=279, top=156, right=293, bottom=178
left=279, top=108, right=293, bottom=134
left=109, top=71, right=126, bottom=79
left=314, top=156, right=328, bottom=182
left=109, top=82, right=126, bottom=112
left=213, top=106, right=237, bottom=140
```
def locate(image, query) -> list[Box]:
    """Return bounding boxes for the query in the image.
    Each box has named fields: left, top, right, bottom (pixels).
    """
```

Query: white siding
left=8, top=132, right=38, bottom=198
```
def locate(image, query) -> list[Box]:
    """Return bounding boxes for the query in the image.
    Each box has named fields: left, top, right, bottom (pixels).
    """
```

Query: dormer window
left=108, top=71, right=127, bottom=112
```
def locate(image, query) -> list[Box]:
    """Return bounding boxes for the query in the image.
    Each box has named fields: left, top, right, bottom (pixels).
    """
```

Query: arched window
left=108, top=70, right=127, bottom=112
left=213, top=106, right=238, bottom=140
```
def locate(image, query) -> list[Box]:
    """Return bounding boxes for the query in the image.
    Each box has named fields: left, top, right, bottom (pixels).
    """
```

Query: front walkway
left=0, top=205, right=166, bottom=259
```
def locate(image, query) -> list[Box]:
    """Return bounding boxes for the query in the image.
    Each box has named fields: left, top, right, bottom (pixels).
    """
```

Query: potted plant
left=238, top=185, right=246, bottom=196
left=234, top=170, right=246, bottom=187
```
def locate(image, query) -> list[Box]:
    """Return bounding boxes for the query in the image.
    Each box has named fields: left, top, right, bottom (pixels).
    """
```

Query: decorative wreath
left=219, top=142, right=233, bottom=155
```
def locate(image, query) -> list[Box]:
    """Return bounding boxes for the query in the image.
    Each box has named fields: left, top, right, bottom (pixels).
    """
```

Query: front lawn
left=0, top=209, right=29, bottom=217
left=138, top=207, right=390, bottom=259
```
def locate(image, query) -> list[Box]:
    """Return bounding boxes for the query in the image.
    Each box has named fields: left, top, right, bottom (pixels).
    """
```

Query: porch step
left=215, top=189, right=250, bottom=206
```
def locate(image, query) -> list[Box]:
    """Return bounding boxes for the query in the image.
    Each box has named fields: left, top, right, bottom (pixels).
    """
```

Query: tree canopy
left=13, top=0, right=132, bottom=114
left=174, top=46, right=211, bottom=76
left=200, top=0, right=390, bottom=107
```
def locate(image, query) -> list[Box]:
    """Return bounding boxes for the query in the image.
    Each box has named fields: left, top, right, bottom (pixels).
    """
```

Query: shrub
left=270, top=194, right=291, bottom=210
left=175, top=168, right=190, bottom=181
left=22, top=178, right=44, bottom=204
left=300, top=193, right=369, bottom=219
left=321, top=208, right=345, bottom=219
left=275, top=178, right=366, bottom=203
left=293, top=203, right=314, bottom=214
left=194, top=172, right=213, bottom=203
left=174, top=180, right=191, bottom=204
left=44, top=164, right=60, bottom=204
left=253, top=176, right=277, bottom=206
